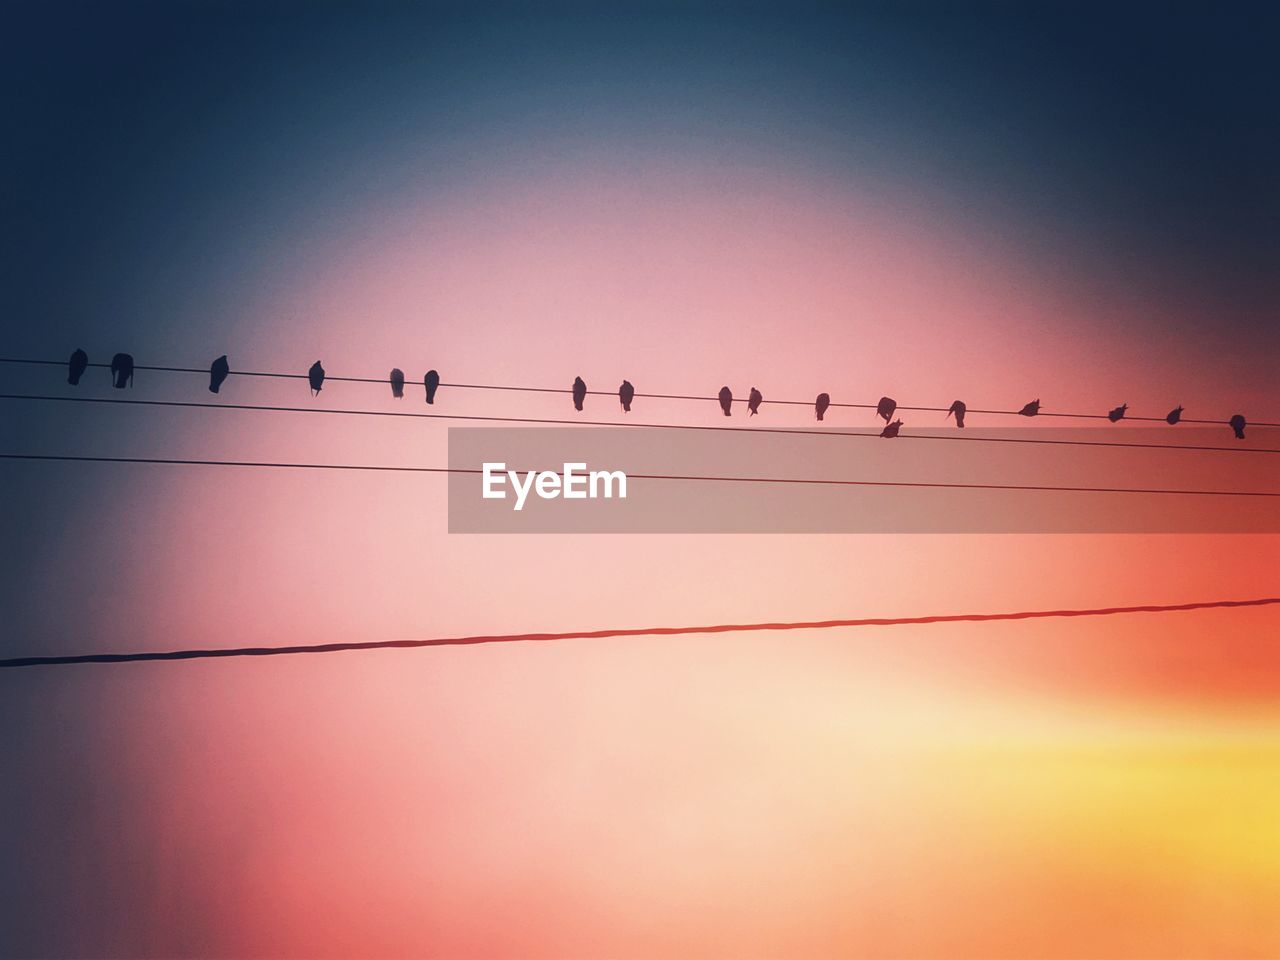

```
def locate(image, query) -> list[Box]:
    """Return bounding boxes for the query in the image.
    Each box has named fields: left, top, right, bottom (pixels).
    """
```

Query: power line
left=4, top=392, right=1277, bottom=455
left=3, top=452, right=1277, bottom=498
left=3, top=356, right=1274, bottom=428
left=2, top=597, right=1275, bottom=669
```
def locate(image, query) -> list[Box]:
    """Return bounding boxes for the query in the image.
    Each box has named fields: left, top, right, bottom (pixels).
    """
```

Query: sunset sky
left=2, top=3, right=1278, bottom=957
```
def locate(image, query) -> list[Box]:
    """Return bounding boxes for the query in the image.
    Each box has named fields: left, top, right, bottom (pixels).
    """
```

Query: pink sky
left=4, top=159, right=1277, bottom=957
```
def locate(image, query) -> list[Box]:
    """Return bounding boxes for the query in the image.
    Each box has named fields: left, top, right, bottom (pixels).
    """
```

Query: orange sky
left=3, top=161, right=1277, bottom=956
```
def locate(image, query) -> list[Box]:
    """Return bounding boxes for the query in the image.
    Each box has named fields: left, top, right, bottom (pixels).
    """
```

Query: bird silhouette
left=1018, top=399, right=1040, bottom=417
left=1230, top=414, right=1246, bottom=440
left=390, top=368, right=405, bottom=399
left=67, top=349, right=88, bottom=386
left=876, top=396, right=897, bottom=423
left=880, top=418, right=903, bottom=438
left=718, top=386, right=733, bottom=417
left=947, top=400, right=966, bottom=428
left=424, top=369, right=440, bottom=404
left=209, top=355, right=229, bottom=394
left=619, top=380, right=634, bottom=413
left=308, top=361, right=325, bottom=396
left=572, top=377, right=587, bottom=412
left=1166, top=405, right=1184, bottom=425
left=110, top=353, right=134, bottom=389
left=815, top=393, right=830, bottom=422
left=748, top=387, right=763, bottom=416
left=1108, top=403, right=1128, bottom=423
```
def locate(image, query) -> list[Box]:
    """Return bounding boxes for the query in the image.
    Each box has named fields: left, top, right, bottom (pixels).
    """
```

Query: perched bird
left=880, top=418, right=903, bottom=438
left=424, top=369, right=440, bottom=404
left=308, top=361, right=325, bottom=396
left=1166, top=405, right=1184, bottom=425
left=947, top=400, right=967, bottom=428
left=572, top=376, right=587, bottom=412
left=748, top=387, right=763, bottom=417
left=876, top=396, right=897, bottom=423
left=110, top=353, right=134, bottom=389
left=619, top=380, right=634, bottom=413
left=718, top=386, right=733, bottom=417
left=1230, top=414, right=1246, bottom=440
left=209, top=355, right=230, bottom=394
left=67, top=348, right=88, bottom=386
left=1108, top=403, right=1128, bottom=423
left=815, top=393, right=830, bottom=422
left=390, top=368, right=405, bottom=399
left=1018, top=399, right=1040, bottom=417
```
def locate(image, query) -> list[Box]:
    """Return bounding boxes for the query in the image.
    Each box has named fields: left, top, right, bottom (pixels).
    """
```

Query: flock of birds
left=64, top=349, right=1252, bottom=439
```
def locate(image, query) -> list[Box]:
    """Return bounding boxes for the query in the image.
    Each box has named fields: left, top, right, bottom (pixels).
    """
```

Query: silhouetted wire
left=2, top=597, right=1276, bottom=669
left=2, top=453, right=1276, bottom=497
left=1, top=356, right=1273, bottom=427
left=2, top=393, right=1277, bottom=456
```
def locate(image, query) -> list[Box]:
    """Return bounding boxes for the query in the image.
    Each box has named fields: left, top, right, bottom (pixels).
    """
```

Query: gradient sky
left=2, top=3, right=1278, bottom=958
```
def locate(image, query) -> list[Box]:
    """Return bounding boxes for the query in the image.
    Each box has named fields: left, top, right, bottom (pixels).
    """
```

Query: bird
left=572, top=377, right=587, bottom=412
left=1018, top=399, right=1040, bottom=417
left=1108, top=403, right=1128, bottom=423
left=619, top=380, right=634, bottom=413
left=390, top=368, right=405, bottom=399
left=880, top=418, right=903, bottom=438
left=815, top=393, right=830, bottom=422
left=110, top=353, right=134, bottom=389
left=424, top=369, right=440, bottom=404
left=947, top=400, right=966, bottom=428
left=876, top=396, right=897, bottom=423
left=718, top=386, right=733, bottom=417
left=748, top=387, right=763, bottom=417
left=1230, top=414, right=1246, bottom=440
left=308, top=361, right=325, bottom=396
left=67, top=348, right=88, bottom=386
left=209, top=355, right=229, bottom=394
left=1166, top=405, right=1184, bottom=425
